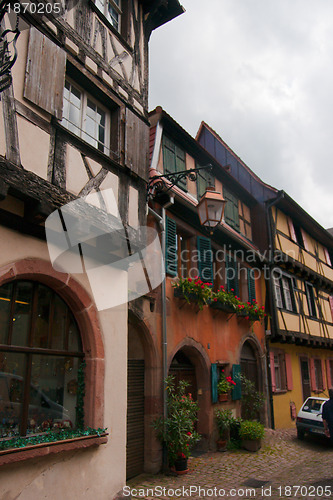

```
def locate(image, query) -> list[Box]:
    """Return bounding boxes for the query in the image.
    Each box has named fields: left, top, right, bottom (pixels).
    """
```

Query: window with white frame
left=62, top=80, right=110, bottom=155
left=273, top=271, right=297, bottom=312
left=305, top=282, right=317, bottom=319
left=273, top=350, right=287, bottom=391
left=95, top=0, right=122, bottom=31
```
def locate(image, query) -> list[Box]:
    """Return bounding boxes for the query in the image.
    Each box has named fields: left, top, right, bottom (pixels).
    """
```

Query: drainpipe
left=148, top=199, right=173, bottom=470
left=265, top=190, right=285, bottom=430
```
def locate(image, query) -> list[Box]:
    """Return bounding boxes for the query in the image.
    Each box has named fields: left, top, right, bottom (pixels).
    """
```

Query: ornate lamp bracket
left=146, top=164, right=212, bottom=203
left=0, top=0, right=20, bottom=93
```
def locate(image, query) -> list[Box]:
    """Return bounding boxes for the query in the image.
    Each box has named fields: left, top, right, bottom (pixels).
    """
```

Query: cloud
left=149, top=0, right=333, bottom=228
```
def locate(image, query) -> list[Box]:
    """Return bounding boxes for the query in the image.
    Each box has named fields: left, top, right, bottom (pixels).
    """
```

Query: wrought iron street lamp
left=197, top=187, right=226, bottom=232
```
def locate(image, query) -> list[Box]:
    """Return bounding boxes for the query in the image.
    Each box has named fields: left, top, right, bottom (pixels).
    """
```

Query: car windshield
left=302, top=399, right=324, bottom=414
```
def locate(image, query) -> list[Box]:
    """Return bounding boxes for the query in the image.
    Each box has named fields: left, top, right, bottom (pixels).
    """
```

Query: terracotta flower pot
left=218, top=392, right=229, bottom=402
left=216, top=438, right=228, bottom=452
left=174, top=457, right=189, bottom=474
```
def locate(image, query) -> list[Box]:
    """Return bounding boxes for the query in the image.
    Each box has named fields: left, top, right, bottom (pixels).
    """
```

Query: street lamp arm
left=146, top=164, right=212, bottom=202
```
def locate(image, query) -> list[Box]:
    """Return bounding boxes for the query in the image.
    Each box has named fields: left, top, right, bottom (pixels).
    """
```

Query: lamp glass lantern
left=197, top=188, right=226, bottom=229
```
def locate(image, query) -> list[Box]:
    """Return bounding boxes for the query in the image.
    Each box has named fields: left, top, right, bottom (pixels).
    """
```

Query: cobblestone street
left=126, top=429, right=333, bottom=500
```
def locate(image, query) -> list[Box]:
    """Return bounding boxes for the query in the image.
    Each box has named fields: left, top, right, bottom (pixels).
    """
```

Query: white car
left=296, top=397, right=328, bottom=440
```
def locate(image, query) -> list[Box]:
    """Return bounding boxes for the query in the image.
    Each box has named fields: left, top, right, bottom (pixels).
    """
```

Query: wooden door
left=126, top=360, right=144, bottom=479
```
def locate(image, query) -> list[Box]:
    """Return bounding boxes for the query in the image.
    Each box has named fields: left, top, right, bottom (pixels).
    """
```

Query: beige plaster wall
left=17, top=115, right=50, bottom=179
left=0, top=226, right=127, bottom=500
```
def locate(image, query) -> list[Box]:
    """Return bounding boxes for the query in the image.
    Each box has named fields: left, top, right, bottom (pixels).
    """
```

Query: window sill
left=0, top=433, right=108, bottom=466
left=273, top=389, right=288, bottom=394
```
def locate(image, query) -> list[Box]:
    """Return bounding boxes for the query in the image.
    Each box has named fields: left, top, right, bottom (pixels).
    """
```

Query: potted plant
left=217, top=370, right=236, bottom=401
left=237, top=300, right=266, bottom=325
left=210, top=286, right=242, bottom=313
left=215, top=409, right=232, bottom=451
left=152, top=375, right=201, bottom=473
left=172, top=277, right=212, bottom=310
left=239, top=420, right=265, bottom=452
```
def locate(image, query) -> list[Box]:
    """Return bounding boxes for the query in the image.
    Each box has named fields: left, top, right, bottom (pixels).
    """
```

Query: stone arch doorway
left=240, top=340, right=260, bottom=389
left=168, top=341, right=211, bottom=449
left=240, top=338, right=264, bottom=421
left=169, top=350, right=197, bottom=399
left=127, top=313, right=161, bottom=479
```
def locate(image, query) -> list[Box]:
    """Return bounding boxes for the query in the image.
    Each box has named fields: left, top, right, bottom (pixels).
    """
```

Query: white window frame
left=95, top=0, right=122, bottom=32
left=305, top=282, right=317, bottom=319
left=62, top=79, right=111, bottom=155
left=273, top=271, right=296, bottom=313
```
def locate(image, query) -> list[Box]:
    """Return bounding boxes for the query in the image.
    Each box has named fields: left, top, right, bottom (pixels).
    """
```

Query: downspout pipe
left=147, top=203, right=171, bottom=471
left=265, top=190, right=285, bottom=430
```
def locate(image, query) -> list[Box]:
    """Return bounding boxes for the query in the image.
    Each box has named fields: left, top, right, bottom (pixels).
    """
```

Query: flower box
left=210, top=301, right=235, bottom=313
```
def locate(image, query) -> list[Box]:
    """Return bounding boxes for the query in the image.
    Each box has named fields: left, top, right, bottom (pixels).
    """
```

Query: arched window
left=0, top=281, right=83, bottom=438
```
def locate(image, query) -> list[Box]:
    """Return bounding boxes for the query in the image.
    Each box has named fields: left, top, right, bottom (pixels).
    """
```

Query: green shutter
left=231, top=364, right=242, bottom=400
left=197, top=236, right=213, bottom=284
left=225, top=255, right=239, bottom=296
left=247, top=268, right=256, bottom=303
left=165, top=217, right=177, bottom=276
left=175, top=146, right=187, bottom=190
left=196, top=171, right=206, bottom=200
left=211, top=363, right=218, bottom=403
left=223, top=186, right=240, bottom=231
left=162, top=136, right=186, bottom=190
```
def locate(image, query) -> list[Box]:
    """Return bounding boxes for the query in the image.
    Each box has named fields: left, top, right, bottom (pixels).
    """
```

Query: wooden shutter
left=285, top=353, right=293, bottom=391
left=211, top=363, right=218, bottom=403
left=326, top=359, right=332, bottom=389
left=175, top=145, right=186, bottom=190
left=197, top=236, right=213, bottom=283
left=287, top=217, right=297, bottom=242
left=270, top=351, right=276, bottom=393
left=125, top=108, right=149, bottom=180
left=225, top=255, right=239, bottom=296
left=247, top=268, right=256, bottom=303
left=24, top=27, right=66, bottom=119
left=301, top=229, right=309, bottom=251
left=324, top=248, right=332, bottom=267
left=165, top=217, right=177, bottom=276
left=329, top=296, right=333, bottom=321
left=231, top=364, right=241, bottom=400
left=321, top=359, right=326, bottom=390
left=162, top=135, right=176, bottom=174
left=309, top=358, right=317, bottom=391
left=223, top=186, right=240, bottom=231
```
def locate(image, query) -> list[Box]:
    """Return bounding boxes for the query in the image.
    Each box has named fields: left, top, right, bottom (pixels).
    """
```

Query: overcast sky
left=148, top=0, right=333, bottom=230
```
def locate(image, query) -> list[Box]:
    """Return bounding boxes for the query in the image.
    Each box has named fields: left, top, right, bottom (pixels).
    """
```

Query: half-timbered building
left=0, top=0, right=183, bottom=496
left=197, top=121, right=333, bottom=430
left=141, top=107, right=269, bottom=464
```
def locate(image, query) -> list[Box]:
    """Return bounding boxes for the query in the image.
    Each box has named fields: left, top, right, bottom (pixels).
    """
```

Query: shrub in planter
left=239, top=420, right=265, bottom=451
left=239, top=420, right=265, bottom=441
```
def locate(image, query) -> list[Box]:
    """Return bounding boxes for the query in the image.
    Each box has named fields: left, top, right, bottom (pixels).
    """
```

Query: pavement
left=126, top=428, right=333, bottom=500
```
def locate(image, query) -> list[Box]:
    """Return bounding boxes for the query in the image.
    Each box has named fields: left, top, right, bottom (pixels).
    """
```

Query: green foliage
left=239, top=420, right=265, bottom=441
left=240, top=374, right=265, bottom=420
left=152, top=375, right=201, bottom=465
left=0, top=427, right=107, bottom=451
left=211, top=286, right=243, bottom=311
left=172, top=277, right=212, bottom=310
left=217, top=371, right=236, bottom=394
left=215, top=409, right=232, bottom=438
left=173, top=278, right=268, bottom=320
